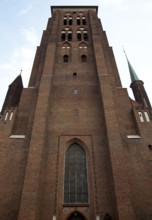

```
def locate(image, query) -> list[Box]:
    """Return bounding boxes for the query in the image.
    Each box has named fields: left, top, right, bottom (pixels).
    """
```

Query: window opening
left=148, top=145, right=152, bottom=151
left=144, top=112, right=150, bottom=122
left=73, top=72, right=77, bottom=78
left=63, top=18, right=68, bottom=25
left=77, top=32, right=82, bottom=41
left=61, top=32, right=66, bottom=41
left=82, top=17, right=87, bottom=25
left=138, top=112, right=144, bottom=122
left=63, top=55, right=69, bottom=62
left=69, top=18, right=73, bottom=25
left=74, top=89, right=78, bottom=95
left=4, top=112, right=9, bottom=121
left=103, top=213, right=112, bottom=220
left=83, top=32, right=88, bottom=41
left=64, top=143, right=88, bottom=203
left=77, top=17, right=81, bottom=25
left=68, top=32, right=72, bottom=41
left=9, top=112, right=13, bottom=120
left=81, top=55, right=87, bottom=62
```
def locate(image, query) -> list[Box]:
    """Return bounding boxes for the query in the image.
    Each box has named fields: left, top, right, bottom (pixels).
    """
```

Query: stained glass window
left=64, top=143, right=88, bottom=203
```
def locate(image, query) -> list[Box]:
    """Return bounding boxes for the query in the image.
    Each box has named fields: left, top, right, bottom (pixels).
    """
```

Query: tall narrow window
left=9, top=112, right=13, bottom=120
left=69, top=17, right=73, bottom=25
left=77, top=17, right=81, bottom=25
left=68, top=31, right=72, bottom=41
left=77, top=32, right=82, bottom=41
left=138, top=112, right=144, bottom=122
left=4, top=112, right=8, bottom=121
left=81, top=55, right=87, bottom=62
left=61, top=32, right=66, bottom=41
left=63, top=17, right=68, bottom=25
left=63, top=55, right=69, bottom=62
left=83, top=32, right=88, bottom=41
left=64, top=143, right=88, bottom=203
left=144, top=112, right=150, bottom=122
left=82, top=17, right=87, bottom=25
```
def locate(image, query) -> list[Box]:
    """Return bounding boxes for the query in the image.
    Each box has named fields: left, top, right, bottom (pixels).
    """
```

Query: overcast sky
left=0, top=0, right=152, bottom=110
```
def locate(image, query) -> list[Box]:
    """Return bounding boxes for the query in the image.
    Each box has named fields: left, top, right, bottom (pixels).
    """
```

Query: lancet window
left=64, top=143, right=88, bottom=203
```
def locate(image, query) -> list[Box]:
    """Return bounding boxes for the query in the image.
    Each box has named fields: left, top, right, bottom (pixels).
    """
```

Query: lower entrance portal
left=68, top=212, right=86, bottom=220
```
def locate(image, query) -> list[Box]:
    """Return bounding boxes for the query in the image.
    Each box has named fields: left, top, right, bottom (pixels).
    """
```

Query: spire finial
left=20, top=69, right=22, bottom=76
left=123, top=50, right=140, bottom=82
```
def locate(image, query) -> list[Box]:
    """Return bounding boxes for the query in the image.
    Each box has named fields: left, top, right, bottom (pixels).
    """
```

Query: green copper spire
left=124, top=50, right=140, bottom=82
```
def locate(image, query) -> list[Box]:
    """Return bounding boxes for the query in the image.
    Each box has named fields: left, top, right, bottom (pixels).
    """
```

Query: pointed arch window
left=81, top=55, right=87, bottom=62
left=77, top=31, right=82, bottom=41
left=61, top=31, right=66, bottom=41
left=63, top=17, right=68, bottom=25
left=64, top=143, right=88, bottom=204
left=83, top=32, right=88, bottom=41
left=77, top=17, right=81, bottom=25
left=82, top=16, right=87, bottom=25
left=63, top=55, right=69, bottom=62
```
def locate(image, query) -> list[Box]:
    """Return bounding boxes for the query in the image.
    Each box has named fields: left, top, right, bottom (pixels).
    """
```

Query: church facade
left=0, top=6, right=152, bottom=220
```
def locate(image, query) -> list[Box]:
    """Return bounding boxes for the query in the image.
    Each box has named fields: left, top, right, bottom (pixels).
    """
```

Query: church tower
left=0, top=6, right=152, bottom=220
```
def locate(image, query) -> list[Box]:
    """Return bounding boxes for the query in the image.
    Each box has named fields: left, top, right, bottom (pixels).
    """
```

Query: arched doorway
left=68, top=211, right=86, bottom=220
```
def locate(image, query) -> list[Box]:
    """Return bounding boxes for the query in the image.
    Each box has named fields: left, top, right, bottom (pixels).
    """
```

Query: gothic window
left=77, top=29, right=88, bottom=41
left=83, top=32, right=88, bottom=41
left=4, top=111, right=8, bottom=120
left=81, top=55, right=87, bottom=62
left=138, top=112, right=144, bottom=122
left=144, top=112, right=150, bottom=122
left=77, top=32, right=82, bottom=41
left=9, top=112, right=13, bottom=120
left=61, top=30, right=72, bottom=41
left=68, top=31, right=72, bottom=41
left=63, top=55, right=69, bottom=62
left=69, top=17, right=73, bottom=25
left=73, top=72, right=77, bottom=78
left=82, top=17, right=87, bottom=25
left=77, top=17, right=81, bottom=25
left=63, top=17, right=68, bottom=25
left=64, top=143, right=88, bottom=204
left=61, top=31, right=66, bottom=41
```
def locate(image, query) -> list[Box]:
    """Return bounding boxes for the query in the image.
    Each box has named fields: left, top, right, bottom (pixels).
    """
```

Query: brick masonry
left=0, top=6, right=152, bottom=220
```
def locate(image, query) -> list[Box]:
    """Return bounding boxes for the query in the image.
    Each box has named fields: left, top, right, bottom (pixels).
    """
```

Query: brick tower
left=0, top=6, right=152, bottom=220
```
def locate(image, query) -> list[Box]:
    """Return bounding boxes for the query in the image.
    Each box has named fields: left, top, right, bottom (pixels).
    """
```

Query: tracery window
left=61, top=29, right=72, bottom=41
left=77, top=29, right=88, bottom=41
left=64, top=143, right=88, bottom=203
left=63, top=16, right=73, bottom=25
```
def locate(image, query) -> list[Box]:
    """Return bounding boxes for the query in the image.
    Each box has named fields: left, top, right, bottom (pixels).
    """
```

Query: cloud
left=20, top=27, right=38, bottom=45
left=18, top=4, right=32, bottom=16
left=0, top=26, right=39, bottom=108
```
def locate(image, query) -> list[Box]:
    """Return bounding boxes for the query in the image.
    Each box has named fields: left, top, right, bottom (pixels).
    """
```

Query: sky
left=0, top=0, right=152, bottom=110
